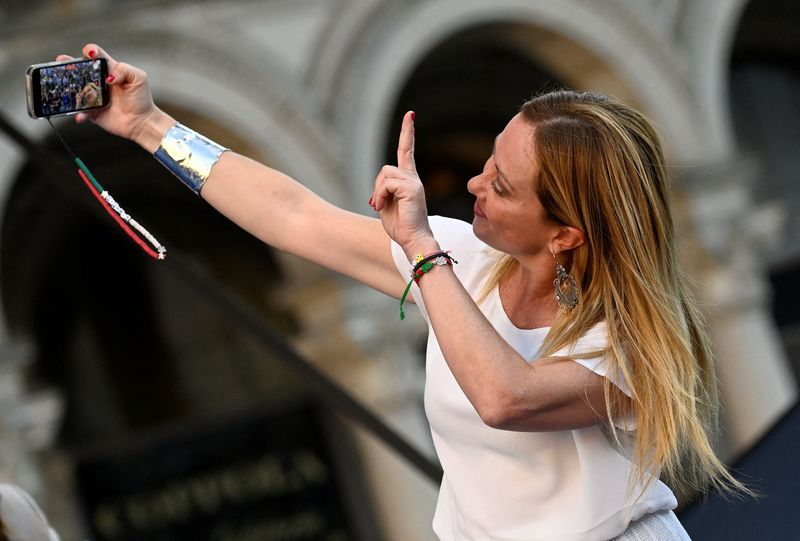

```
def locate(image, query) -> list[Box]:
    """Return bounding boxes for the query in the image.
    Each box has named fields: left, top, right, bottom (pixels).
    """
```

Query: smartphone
left=26, top=57, right=110, bottom=119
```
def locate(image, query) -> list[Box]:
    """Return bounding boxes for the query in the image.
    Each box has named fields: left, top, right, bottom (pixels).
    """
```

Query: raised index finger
left=396, top=110, right=416, bottom=172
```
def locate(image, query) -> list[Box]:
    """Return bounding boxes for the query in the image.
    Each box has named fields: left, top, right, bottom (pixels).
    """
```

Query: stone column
left=682, top=159, right=797, bottom=456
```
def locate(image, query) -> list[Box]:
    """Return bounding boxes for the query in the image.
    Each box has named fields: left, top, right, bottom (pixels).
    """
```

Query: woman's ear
left=552, top=225, right=585, bottom=254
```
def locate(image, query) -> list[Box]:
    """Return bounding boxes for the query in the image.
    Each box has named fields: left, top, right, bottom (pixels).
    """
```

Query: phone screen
left=28, top=58, right=109, bottom=118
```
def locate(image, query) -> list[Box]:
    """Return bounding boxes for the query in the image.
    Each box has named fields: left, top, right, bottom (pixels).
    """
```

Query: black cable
left=46, top=117, right=78, bottom=159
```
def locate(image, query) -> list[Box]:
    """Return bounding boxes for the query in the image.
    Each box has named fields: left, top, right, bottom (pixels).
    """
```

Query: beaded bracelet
left=400, top=251, right=457, bottom=320
left=48, top=119, right=167, bottom=260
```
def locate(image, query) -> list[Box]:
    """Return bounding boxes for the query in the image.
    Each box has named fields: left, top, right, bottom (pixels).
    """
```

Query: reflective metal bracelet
left=153, top=123, right=228, bottom=195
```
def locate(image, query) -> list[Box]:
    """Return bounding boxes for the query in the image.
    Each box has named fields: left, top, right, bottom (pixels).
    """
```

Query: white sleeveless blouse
left=392, top=217, right=677, bottom=541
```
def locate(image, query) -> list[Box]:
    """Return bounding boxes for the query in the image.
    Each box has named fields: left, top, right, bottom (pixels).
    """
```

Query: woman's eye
left=490, top=179, right=502, bottom=195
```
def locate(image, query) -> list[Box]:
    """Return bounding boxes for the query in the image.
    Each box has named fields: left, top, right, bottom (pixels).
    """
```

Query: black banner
left=75, top=401, right=356, bottom=541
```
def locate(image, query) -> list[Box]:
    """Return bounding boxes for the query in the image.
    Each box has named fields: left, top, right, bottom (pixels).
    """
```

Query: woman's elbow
left=478, top=396, right=608, bottom=432
left=475, top=396, right=526, bottom=430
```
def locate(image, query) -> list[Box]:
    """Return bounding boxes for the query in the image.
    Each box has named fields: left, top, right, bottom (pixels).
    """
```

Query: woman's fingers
left=373, top=177, right=407, bottom=212
left=396, top=110, right=416, bottom=172
left=371, top=110, right=417, bottom=210
left=372, top=113, right=431, bottom=248
left=82, top=44, right=137, bottom=89
left=74, top=110, right=101, bottom=124
left=56, top=43, right=116, bottom=64
left=57, top=44, right=117, bottom=66
left=373, top=176, right=425, bottom=212
left=372, top=165, right=408, bottom=211
left=372, top=165, right=418, bottom=211
left=82, top=43, right=117, bottom=69
left=104, top=61, right=140, bottom=87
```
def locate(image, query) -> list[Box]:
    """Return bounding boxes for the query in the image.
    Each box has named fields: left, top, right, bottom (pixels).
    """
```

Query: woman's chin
left=471, top=219, right=490, bottom=243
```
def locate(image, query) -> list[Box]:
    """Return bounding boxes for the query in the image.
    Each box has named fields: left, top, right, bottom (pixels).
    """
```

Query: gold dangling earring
left=553, top=252, right=579, bottom=311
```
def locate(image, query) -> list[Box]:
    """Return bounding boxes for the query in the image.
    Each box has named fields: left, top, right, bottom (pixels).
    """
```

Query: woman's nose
left=467, top=172, right=485, bottom=196
left=469, top=156, right=493, bottom=195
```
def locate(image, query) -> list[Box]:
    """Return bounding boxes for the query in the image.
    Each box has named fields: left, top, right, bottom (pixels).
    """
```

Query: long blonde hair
left=485, top=90, right=745, bottom=497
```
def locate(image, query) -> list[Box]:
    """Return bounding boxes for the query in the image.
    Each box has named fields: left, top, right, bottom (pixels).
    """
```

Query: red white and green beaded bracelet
left=400, top=251, right=458, bottom=320
left=48, top=118, right=166, bottom=260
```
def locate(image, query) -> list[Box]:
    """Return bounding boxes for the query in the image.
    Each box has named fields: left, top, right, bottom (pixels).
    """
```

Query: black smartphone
left=26, top=57, right=110, bottom=119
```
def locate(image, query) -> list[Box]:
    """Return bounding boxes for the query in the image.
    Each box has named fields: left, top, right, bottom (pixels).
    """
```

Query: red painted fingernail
left=106, top=74, right=115, bottom=83
left=369, top=196, right=374, bottom=206
left=88, top=50, right=96, bottom=58
left=410, top=111, right=416, bottom=121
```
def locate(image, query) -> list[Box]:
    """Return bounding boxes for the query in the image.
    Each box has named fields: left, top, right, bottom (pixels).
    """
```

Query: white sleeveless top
left=391, top=217, right=677, bottom=541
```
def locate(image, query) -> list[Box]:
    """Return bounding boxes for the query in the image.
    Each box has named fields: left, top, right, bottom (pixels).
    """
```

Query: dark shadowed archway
left=384, top=23, right=566, bottom=222
left=0, top=109, right=300, bottom=446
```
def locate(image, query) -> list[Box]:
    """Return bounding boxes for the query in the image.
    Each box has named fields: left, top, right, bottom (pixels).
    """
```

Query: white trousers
left=612, top=510, right=691, bottom=541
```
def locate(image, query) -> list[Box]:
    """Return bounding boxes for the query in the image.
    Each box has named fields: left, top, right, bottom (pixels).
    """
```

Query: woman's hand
left=56, top=44, right=169, bottom=151
left=370, top=111, right=437, bottom=256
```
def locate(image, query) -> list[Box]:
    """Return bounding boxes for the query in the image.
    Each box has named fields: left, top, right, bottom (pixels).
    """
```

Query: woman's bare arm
left=196, top=151, right=406, bottom=298
left=71, top=44, right=407, bottom=299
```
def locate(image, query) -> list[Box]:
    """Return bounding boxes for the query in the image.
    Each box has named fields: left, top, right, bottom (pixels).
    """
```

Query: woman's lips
left=474, top=202, right=486, bottom=218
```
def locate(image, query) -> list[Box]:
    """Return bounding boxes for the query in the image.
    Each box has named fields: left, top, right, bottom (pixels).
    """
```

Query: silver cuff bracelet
left=153, top=123, right=228, bottom=195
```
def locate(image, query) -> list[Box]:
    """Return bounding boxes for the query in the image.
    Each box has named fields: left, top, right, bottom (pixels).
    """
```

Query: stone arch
left=334, top=0, right=702, bottom=199
left=679, top=0, right=751, bottom=158
left=380, top=23, right=568, bottom=222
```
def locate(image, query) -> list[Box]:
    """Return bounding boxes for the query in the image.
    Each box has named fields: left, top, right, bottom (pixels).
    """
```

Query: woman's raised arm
left=66, top=44, right=406, bottom=298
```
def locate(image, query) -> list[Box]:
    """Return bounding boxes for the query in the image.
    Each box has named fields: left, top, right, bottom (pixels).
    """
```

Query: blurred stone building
left=0, top=0, right=797, bottom=539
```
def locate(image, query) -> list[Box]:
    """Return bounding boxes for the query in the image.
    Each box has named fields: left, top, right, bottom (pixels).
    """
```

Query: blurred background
left=0, top=0, right=798, bottom=539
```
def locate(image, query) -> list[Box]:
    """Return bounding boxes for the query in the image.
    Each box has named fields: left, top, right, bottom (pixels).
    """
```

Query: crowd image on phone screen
left=39, top=59, right=105, bottom=117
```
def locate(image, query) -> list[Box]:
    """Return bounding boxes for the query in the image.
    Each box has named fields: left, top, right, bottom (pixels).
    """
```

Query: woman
left=61, top=44, right=744, bottom=540
left=76, top=81, right=102, bottom=110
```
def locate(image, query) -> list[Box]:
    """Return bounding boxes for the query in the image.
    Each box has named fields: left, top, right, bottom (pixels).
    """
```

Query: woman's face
left=467, top=114, right=559, bottom=258
left=82, top=85, right=99, bottom=107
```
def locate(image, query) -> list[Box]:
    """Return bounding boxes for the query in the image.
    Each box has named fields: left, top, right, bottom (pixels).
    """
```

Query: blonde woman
left=62, top=43, right=745, bottom=540
left=76, top=81, right=102, bottom=110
